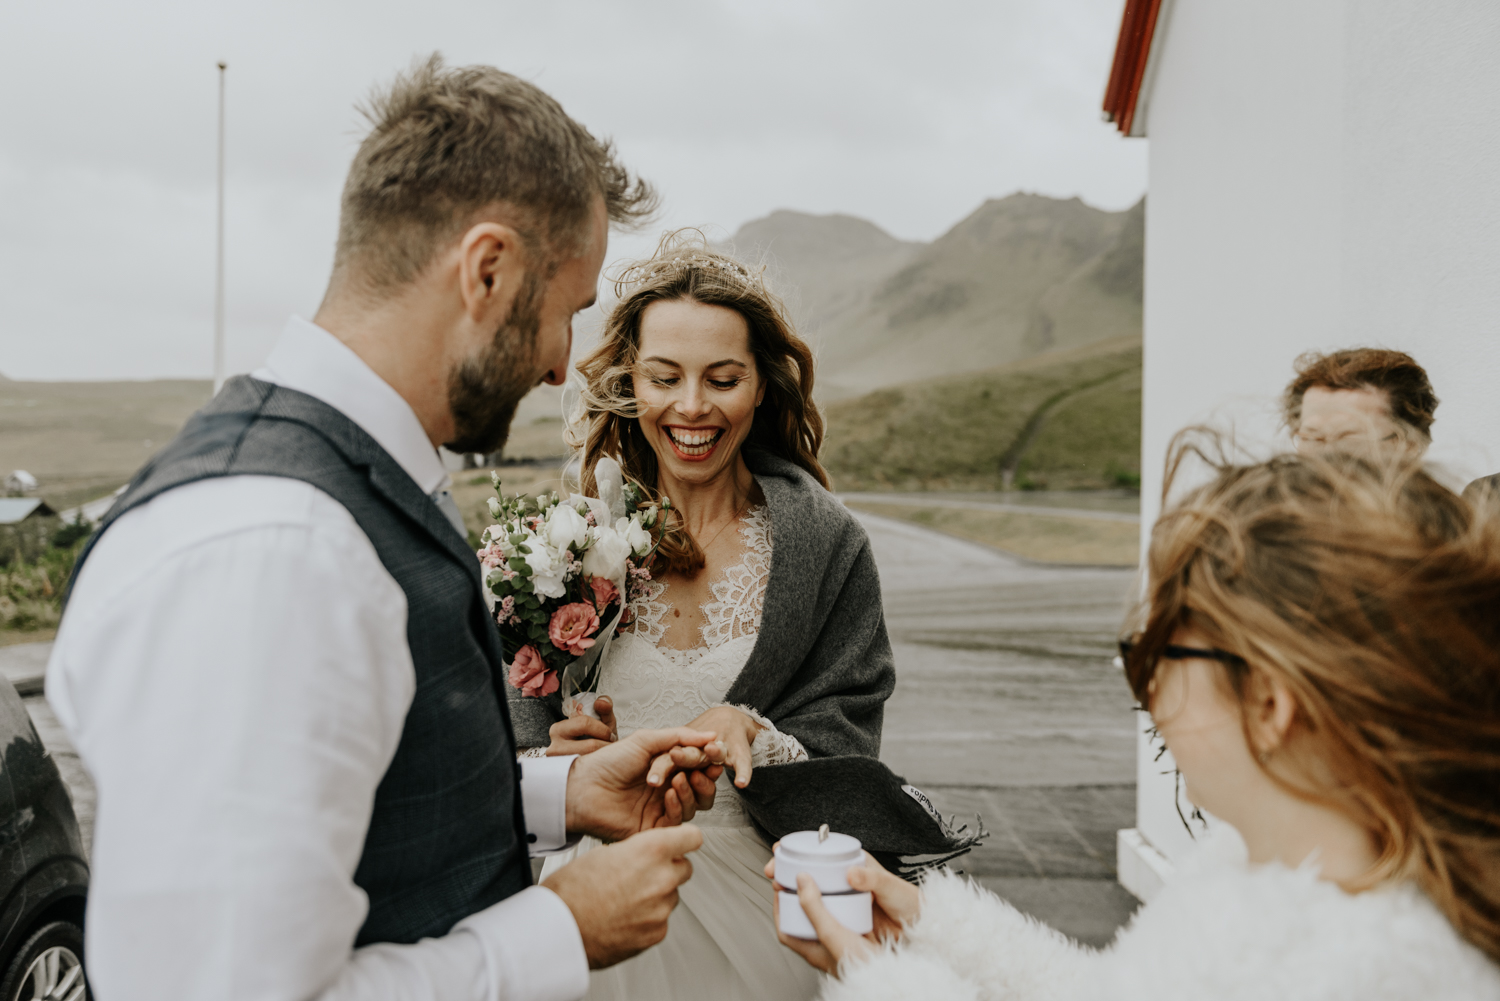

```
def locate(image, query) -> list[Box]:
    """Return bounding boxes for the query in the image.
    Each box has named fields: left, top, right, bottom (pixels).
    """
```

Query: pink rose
left=507, top=644, right=558, bottom=697
left=477, top=542, right=506, bottom=569
left=588, top=576, right=619, bottom=611
left=548, top=602, right=600, bottom=656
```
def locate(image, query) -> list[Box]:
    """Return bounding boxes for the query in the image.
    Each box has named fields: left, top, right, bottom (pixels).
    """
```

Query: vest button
left=527, top=833, right=537, bottom=843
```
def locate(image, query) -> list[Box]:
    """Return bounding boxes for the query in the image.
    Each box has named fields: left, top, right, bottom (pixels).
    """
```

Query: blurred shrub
left=0, top=518, right=59, bottom=568
left=0, top=523, right=89, bottom=634
left=51, top=516, right=93, bottom=550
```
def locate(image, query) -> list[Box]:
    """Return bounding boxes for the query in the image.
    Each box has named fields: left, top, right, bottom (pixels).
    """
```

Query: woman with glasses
left=772, top=441, right=1500, bottom=1000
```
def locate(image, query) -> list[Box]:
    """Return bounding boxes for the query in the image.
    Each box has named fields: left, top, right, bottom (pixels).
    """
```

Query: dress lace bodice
left=594, top=505, right=807, bottom=826
left=627, top=504, right=774, bottom=655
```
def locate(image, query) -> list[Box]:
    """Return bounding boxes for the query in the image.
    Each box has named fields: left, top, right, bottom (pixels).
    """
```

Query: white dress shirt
left=46, top=317, right=589, bottom=1001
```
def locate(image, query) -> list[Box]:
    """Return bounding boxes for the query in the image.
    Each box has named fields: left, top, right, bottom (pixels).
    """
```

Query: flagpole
left=213, top=60, right=227, bottom=394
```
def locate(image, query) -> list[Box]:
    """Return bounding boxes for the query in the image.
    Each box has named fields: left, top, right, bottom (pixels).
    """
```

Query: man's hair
left=332, top=54, right=656, bottom=296
left=1282, top=348, right=1439, bottom=441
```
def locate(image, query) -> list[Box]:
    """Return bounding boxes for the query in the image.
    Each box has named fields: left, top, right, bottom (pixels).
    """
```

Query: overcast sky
left=0, top=0, right=1144, bottom=381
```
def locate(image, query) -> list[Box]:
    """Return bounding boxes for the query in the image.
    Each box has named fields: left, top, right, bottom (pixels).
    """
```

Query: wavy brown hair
left=572, top=231, right=827, bottom=573
left=1282, top=348, right=1439, bottom=441
left=1122, top=432, right=1500, bottom=962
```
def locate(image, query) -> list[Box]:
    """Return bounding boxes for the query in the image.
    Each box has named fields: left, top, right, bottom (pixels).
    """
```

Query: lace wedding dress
left=537, top=505, right=820, bottom=1000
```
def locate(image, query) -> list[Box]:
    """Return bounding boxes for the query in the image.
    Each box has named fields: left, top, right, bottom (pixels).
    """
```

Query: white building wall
left=1124, top=0, right=1500, bottom=893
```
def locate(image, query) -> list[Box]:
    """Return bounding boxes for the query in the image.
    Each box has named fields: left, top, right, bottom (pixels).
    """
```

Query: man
left=1281, top=347, right=1439, bottom=454
left=48, top=56, right=726, bottom=999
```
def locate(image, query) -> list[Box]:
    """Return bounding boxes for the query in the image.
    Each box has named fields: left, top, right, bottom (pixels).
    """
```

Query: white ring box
left=774, top=828, right=873, bottom=939
left=777, top=889, right=874, bottom=939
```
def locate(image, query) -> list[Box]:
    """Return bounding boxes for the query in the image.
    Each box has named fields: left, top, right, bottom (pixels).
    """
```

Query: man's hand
left=765, top=850, right=923, bottom=975
left=544, top=695, right=619, bottom=755
left=543, top=825, right=703, bottom=969
left=566, top=727, right=727, bottom=841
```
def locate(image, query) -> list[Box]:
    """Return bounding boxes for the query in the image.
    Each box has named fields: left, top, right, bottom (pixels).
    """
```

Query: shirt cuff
left=455, top=884, right=589, bottom=1001
left=520, top=754, right=578, bottom=855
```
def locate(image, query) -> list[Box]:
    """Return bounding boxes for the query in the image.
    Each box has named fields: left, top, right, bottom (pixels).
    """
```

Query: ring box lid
left=774, top=829, right=864, bottom=894
left=778, top=829, right=863, bottom=865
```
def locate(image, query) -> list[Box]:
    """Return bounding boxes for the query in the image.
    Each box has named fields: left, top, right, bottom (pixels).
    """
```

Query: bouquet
left=477, top=458, right=667, bottom=714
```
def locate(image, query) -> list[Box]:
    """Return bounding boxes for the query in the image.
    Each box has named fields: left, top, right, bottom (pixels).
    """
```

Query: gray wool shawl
left=507, top=447, right=895, bottom=758
left=506, top=450, right=986, bottom=864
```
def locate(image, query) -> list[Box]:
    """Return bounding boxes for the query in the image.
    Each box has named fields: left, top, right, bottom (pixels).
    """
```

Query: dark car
left=0, top=675, right=89, bottom=1000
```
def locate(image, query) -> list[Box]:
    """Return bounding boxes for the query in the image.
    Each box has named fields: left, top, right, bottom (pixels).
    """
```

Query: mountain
left=725, top=210, right=922, bottom=334
left=726, top=194, right=1143, bottom=398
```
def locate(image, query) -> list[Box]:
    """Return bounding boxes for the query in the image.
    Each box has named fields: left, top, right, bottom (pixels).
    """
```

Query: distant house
left=3, top=470, right=38, bottom=495
left=0, top=499, right=56, bottom=525
left=1105, top=0, right=1500, bottom=901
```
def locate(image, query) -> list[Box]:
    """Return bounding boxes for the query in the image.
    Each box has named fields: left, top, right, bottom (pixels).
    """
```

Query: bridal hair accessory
left=773, top=827, right=873, bottom=939
left=478, top=457, right=670, bottom=711
left=681, top=254, right=757, bottom=282
left=612, top=244, right=767, bottom=298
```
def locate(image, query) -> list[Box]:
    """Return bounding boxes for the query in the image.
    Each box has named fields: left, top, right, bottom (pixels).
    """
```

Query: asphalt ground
left=1, top=506, right=1143, bottom=948
left=856, top=510, right=1143, bottom=945
left=839, top=491, right=1142, bottom=524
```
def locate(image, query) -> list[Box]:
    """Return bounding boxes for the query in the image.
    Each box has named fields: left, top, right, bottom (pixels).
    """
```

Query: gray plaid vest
left=70, top=376, right=531, bottom=945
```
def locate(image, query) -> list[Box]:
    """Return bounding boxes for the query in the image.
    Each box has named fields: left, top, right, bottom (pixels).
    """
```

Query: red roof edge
left=1102, top=0, right=1164, bottom=135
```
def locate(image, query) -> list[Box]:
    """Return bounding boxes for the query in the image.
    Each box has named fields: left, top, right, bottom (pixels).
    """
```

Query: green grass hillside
left=822, top=336, right=1141, bottom=492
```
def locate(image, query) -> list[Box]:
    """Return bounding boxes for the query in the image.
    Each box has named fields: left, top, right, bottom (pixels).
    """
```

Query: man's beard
left=445, top=270, right=549, bottom=455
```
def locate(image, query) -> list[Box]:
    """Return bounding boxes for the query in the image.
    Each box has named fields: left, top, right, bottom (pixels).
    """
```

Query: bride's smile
left=663, top=426, right=724, bottom=460
left=634, top=297, right=764, bottom=487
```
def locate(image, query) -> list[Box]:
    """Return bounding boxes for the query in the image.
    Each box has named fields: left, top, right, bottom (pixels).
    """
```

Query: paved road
left=2, top=509, right=1143, bottom=946
left=841, top=492, right=1142, bottom=524
left=854, top=510, right=1142, bottom=944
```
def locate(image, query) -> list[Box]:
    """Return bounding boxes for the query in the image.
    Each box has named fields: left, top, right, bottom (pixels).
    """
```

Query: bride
left=506, top=233, right=898, bottom=1000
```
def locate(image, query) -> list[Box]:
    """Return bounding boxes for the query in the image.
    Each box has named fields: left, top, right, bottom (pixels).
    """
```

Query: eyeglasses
left=1116, top=638, right=1246, bottom=668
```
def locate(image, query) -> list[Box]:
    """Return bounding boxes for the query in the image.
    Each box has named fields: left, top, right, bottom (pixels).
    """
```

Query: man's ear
left=1246, top=670, right=1298, bottom=758
left=457, top=221, right=527, bottom=325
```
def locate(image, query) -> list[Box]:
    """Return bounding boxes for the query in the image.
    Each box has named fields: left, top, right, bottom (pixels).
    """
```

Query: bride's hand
left=680, top=706, right=762, bottom=788
left=546, top=696, right=620, bottom=755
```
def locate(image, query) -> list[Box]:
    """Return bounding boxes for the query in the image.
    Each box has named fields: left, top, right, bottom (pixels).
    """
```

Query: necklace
left=693, top=494, right=751, bottom=554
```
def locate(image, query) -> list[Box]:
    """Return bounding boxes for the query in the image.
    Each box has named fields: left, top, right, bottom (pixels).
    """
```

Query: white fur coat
left=824, top=832, right=1500, bottom=1001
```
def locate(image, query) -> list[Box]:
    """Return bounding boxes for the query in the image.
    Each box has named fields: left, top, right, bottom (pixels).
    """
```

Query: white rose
left=486, top=497, right=502, bottom=519
left=523, top=537, right=567, bottom=598
left=617, top=516, right=652, bottom=558
left=583, top=525, right=632, bottom=583
left=545, top=503, right=589, bottom=551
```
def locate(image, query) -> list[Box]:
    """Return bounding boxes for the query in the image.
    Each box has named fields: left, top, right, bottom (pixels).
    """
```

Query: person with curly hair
left=777, top=439, right=1500, bottom=1000
left=508, top=232, right=902, bottom=1001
